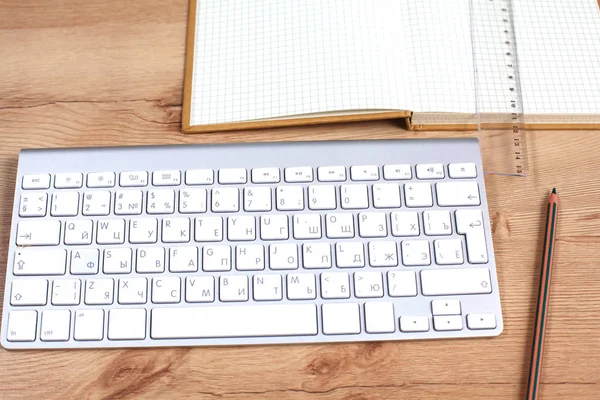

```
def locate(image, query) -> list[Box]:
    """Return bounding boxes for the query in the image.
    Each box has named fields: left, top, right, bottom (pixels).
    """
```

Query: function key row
left=21, top=163, right=477, bottom=190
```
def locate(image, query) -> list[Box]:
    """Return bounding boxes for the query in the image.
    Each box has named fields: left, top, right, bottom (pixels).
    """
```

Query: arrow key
left=399, top=316, right=429, bottom=332
left=433, top=315, right=463, bottom=331
left=467, top=313, right=497, bottom=330
left=431, top=299, right=461, bottom=315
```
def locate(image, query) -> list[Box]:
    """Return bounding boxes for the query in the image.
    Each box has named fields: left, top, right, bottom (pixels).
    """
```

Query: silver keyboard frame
left=1, top=138, right=503, bottom=349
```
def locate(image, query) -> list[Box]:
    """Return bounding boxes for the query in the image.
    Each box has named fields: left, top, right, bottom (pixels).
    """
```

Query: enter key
left=456, top=209, right=488, bottom=264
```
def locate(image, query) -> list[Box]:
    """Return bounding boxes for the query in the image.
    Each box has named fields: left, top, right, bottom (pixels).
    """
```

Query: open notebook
left=182, top=0, right=600, bottom=133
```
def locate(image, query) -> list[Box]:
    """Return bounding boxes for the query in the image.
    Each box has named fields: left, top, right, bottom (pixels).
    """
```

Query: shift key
left=421, top=268, right=492, bottom=296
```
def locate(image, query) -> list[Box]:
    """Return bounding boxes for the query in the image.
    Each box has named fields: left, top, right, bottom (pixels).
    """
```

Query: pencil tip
left=552, top=188, right=557, bottom=194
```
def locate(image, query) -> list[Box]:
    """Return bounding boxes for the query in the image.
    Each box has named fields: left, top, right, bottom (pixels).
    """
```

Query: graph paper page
left=190, top=0, right=411, bottom=126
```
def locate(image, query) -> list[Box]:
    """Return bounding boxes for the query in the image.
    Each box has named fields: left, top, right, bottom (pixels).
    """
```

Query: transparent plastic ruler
left=469, top=0, right=530, bottom=177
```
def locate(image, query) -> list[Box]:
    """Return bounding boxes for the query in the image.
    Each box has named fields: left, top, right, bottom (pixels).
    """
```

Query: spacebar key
left=421, top=268, right=492, bottom=296
left=151, top=304, right=318, bottom=339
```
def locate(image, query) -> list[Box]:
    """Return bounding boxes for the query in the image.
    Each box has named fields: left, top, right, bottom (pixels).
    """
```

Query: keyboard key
left=359, top=212, right=387, bottom=237
left=449, top=163, right=477, bottom=178
left=169, top=246, right=199, bottom=272
left=251, top=167, right=280, bottom=183
left=51, top=192, right=79, bottom=217
left=433, top=315, right=463, bottom=331
left=260, top=215, right=289, bottom=240
left=434, top=239, right=464, bottom=265
left=136, top=247, right=165, bottom=273
left=179, top=188, right=207, bottom=213
left=19, top=193, right=47, bottom=217
left=71, top=249, right=100, bottom=275
left=54, top=173, right=83, bottom=189
left=195, top=217, right=223, bottom=242
left=369, top=241, right=398, bottom=267
left=399, top=316, right=429, bottom=332
left=203, top=245, right=231, bottom=271
left=51, top=279, right=81, bottom=306
left=103, top=248, right=132, bottom=274
left=293, top=214, right=322, bottom=239
left=41, top=310, right=71, bottom=341
left=211, top=188, right=239, bottom=212
left=423, top=210, right=452, bottom=235
left=11, top=279, right=48, bottom=306
left=228, top=216, right=256, bottom=241
left=404, top=183, right=433, bottom=207
left=185, top=276, right=214, bottom=302
left=436, top=182, right=480, bottom=206
left=286, top=273, right=316, bottom=300
left=97, top=219, right=125, bottom=245
left=244, top=187, right=272, bottom=211
left=115, top=190, right=143, bottom=215
left=341, top=185, right=368, bottom=209
left=108, top=309, right=147, bottom=340
left=218, top=168, right=247, bottom=184
left=269, top=244, right=298, bottom=270
left=118, top=278, right=147, bottom=304
left=147, top=189, right=175, bottom=214
left=152, top=170, right=181, bottom=186
left=350, top=165, right=379, bottom=181
left=22, top=174, right=50, bottom=190
left=236, top=245, right=265, bottom=271
left=303, top=243, right=331, bottom=269
left=185, top=169, right=213, bottom=185
left=320, top=272, right=349, bottom=298
left=317, top=166, right=346, bottom=182
left=83, top=191, right=111, bottom=216
left=152, top=277, right=181, bottom=303
left=253, top=274, right=283, bottom=301
left=151, top=304, right=318, bottom=338
left=322, top=303, right=360, bottom=334
left=87, top=172, right=115, bottom=188
left=455, top=209, right=488, bottom=263
left=365, top=302, right=395, bottom=333
left=13, top=248, right=66, bottom=276
left=308, top=185, right=336, bottom=210
left=219, top=275, right=248, bottom=301
left=432, top=299, right=461, bottom=315
left=387, top=270, right=417, bottom=297
left=391, top=211, right=420, bottom=236
left=16, top=220, right=60, bottom=246
left=325, top=213, right=354, bottom=238
left=84, top=278, right=114, bottom=305
left=383, top=164, right=411, bottom=180
left=416, top=164, right=445, bottom=179
left=401, top=240, right=431, bottom=266
left=162, top=217, right=191, bottom=243
left=276, top=186, right=304, bottom=211
left=373, top=184, right=401, bottom=208
left=6, top=311, right=37, bottom=342
left=129, top=218, right=158, bottom=244
left=421, top=268, right=492, bottom=296
left=65, top=219, right=93, bottom=245
left=284, top=167, right=313, bottom=183
left=354, top=271, right=383, bottom=298
left=467, top=314, right=497, bottom=330
left=74, top=309, right=104, bottom=341
left=120, top=171, right=148, bottom=187
left=335, top=242, right=365, bottom=268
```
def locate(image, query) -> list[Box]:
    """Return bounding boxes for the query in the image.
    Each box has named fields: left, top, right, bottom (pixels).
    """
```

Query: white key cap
left=350, top=165, right=379, bottom=181
left=400, top=316, right=430, bottom=332
left=401, top=240, right=431, bottom=266
left=70, top=249, right=99, bottom=275
left=269, top=244, right=298, bottom=270
left=83, top=191, right=111, bottom=216
left=434, top=239, right=464, bottom=265
left=383, top=164, right=412, bottom=180
left=416, top=163, right=445, bottom=179
left=97, top=219, right=125, bottom=245
left=325, top=213, right=354, bottom=238
left=244, top=187, right=272, bottom=211
left=153, top=170, right=181, bottom=186
left=118, top=278, right=147, bottom=304
left=219, top=168, right=247, bottom=184
left=84, top=278, right=114, bottom=305
left=195, top=217, right=223, bottom=242
left=404, top=183, right=433, bottom=207
left=203, top=245, right=231, bottom=271
left=13, top=248, right=66, bottom=275
left=322, top=303, right=360, bottom=334
left=74, top=309, right=104, bottom=341
left=162, top=217, right=191, bottom=243
left=108, top=309, right=146, bottom=340
left=308, top=185, right=336, bottom=210
left=317, top=166, right=346, bottom=182
left=51, top=279, right=81, bottom=305
left=6, top=311, right=37, bottom=341
left=252, top=167, right=280, bottom=183
left=284, top=166, right=313, bottom=183
left=11, top=279, right=48, bottom=306
left=179, top=188, right=207, bottom=213
left=219, top=275, right=248, bottom=301
left=120, top=171, right=148, bottom=187
left=129, top=218, right=158, bottom=244
left=293, top=214, right=322, bottom=239
left=41, top=310, right=71, bottom=341
left=335, top=242, right=365, bottom=268
left=151, top=304, right=317, bottom=338
left=169, top=247, right=199, bottom=272
left=185, top=169, right=213, bottom=185
left=152, top=277, right=181, bottom=303
left=437, top=182, right=481, bottom=206
left=467, top=314, right=497, bottom=330
left=185, top=276, right=215, bottom=302
left=340, top=185, right=369, bottom=209
left=359, top=212, right=387, bottom=237
left=391, top=211, right=420, bottom=236
left=260, top=215, right=289, bottom=240
left=17, top=220, right=60, bottom=246
left=449, top=163, right=477, bottom=178
left=253, top=274, right=283, bottom=301
left=87, top=172, right=115, bottom=188
left=228, top=216, right=256, bottom=241
left=369, top=241, right=398, bottom=267
left=19, top=193, right=47, bottom=217
left=212, top=187, right=239, bottom=212
left=276, top=186, right=304, bottom=211
left=114, top=190, right=142, bottom=215
left=424, top=210, right=452, bottom=235
left=434, top=315, right=463, bottom=331
left=22, top=174, right=50, bottom=189
left=64, top=219, right=93, bottom=245
left=387, top=270, right=417, bottom=297
left=236, top=245, right=265, bottom=271
left=421, top=268, right=492, bottom=295
left=136, top=247, right=165, bottom=273
left=103, top=248, right=132, bottom=274
left=321, top=272, right=349, bottom=298
left=354, top=271, right=383, bottom=298
left=287, top=273, right=316, bottom=300
left=303, top=243, right=331, bottom=269
left=456, top=209, right=488, bottom=263
left=432, top=299, right=461, bottom=315
left=54, top=173, right=83, bottom=189
left=365, top=302, right=395, bottom=333
left=147, top=189, right=175, bottom=214
left=373, top=184, right=401, bottom=208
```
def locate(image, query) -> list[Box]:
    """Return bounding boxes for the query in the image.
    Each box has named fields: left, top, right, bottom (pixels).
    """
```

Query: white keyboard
left=1, top=139, right=502, bottom=349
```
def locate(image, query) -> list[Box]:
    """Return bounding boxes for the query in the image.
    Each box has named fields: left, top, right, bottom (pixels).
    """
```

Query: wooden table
left=1, top=1, right=599, bottom=398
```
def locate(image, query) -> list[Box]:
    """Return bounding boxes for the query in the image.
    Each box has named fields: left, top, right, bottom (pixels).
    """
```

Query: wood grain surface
left=1, top=1, right=599, bottom=399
